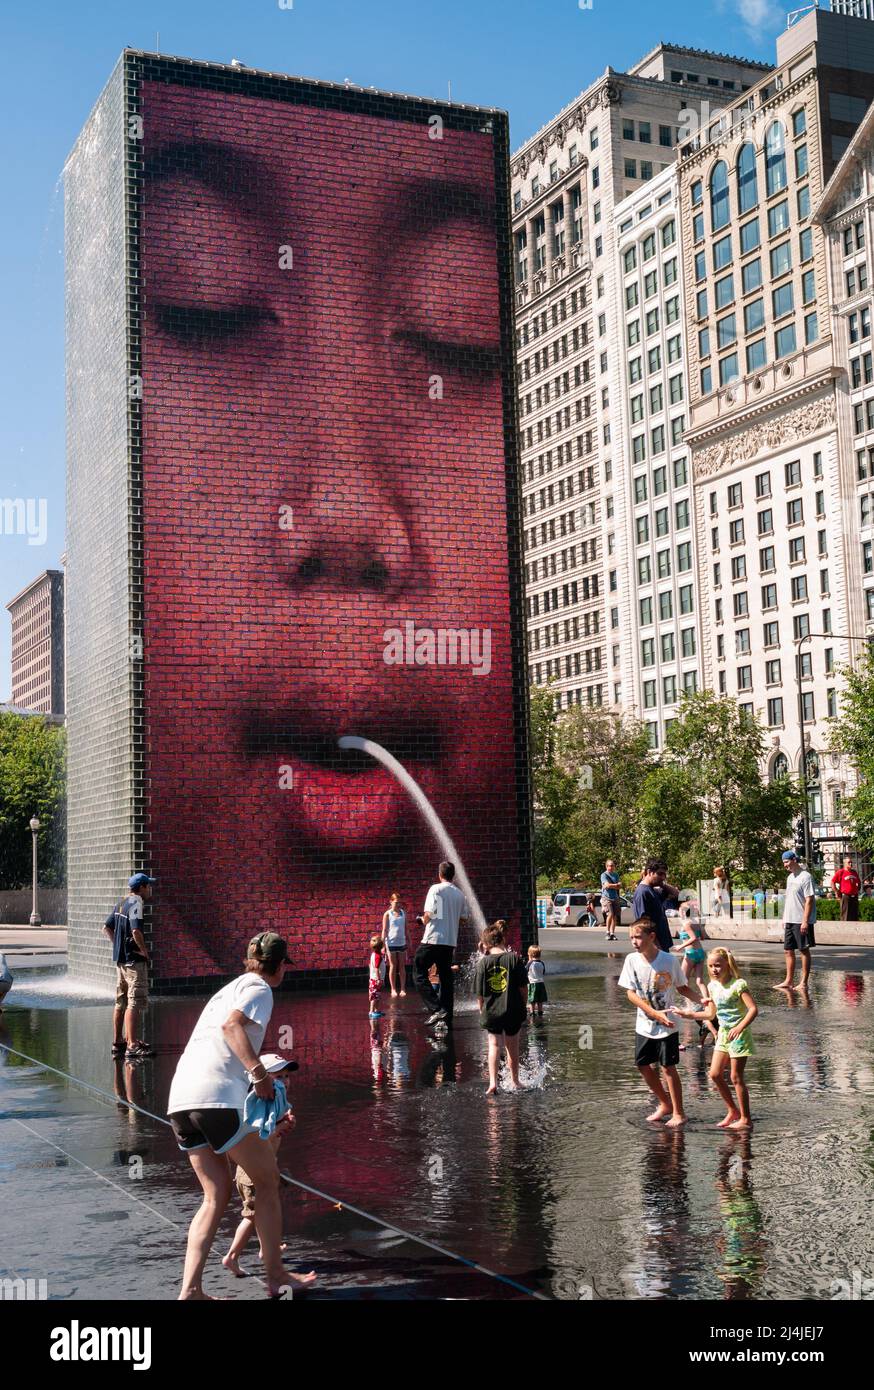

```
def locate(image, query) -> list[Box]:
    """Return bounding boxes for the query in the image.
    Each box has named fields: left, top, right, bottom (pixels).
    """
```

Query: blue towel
left=243, top=1079, right=289, bottom=1139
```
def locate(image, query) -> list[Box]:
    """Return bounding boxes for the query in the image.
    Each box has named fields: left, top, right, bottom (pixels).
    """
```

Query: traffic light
left=794, top=817, right=806, bottom=859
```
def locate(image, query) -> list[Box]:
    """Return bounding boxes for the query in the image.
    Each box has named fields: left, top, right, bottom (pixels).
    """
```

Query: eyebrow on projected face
left=142, top=140, right=275, bottom=207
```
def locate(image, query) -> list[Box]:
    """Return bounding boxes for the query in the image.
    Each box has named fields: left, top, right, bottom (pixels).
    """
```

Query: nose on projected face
left=338, top=735, right=485, bottom=932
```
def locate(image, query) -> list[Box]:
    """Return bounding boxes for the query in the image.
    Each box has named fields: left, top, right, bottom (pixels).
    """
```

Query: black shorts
left=635, top=1032, right=680, bottom=1069
left=483, top=1016, right=525, bottom=1038
left=168, top=1107, right=248, bottom=1155
left=783, top=922, right=816, bottom=951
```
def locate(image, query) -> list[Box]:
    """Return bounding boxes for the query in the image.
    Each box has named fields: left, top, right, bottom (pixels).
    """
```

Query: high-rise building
left=5, top=569, right=65, bottom=716
left=676, top=5, right=874, bottom=865
left=609, top=166, right=703, bottom=746
left=512, top=45, right=771, bottom=710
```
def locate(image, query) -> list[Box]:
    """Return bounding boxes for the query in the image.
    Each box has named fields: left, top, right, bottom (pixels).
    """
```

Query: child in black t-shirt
left=473, top=921, right=529, bottom=1094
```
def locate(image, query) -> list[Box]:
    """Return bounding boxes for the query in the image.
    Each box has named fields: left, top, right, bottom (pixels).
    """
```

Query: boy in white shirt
left=618, top=916, right=701, bottom=1127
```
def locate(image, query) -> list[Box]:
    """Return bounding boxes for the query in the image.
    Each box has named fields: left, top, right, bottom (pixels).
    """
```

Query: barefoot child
left=527, top=944, right=548, bottom=1017
left=674, top=948, right=757, bottom=1130
left=368, top=935, right=386, bottom=1018
left=671, top=915, right=718, bottom=1047
left=618, top=917, right=701, bottom=1127
left=222, top=1054, right=316, bottom=1288
left=474, top=921, right=528, bottom=1094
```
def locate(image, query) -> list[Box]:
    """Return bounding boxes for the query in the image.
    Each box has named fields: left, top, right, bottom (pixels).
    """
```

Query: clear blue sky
left=0, top=0, right=785, bottom=699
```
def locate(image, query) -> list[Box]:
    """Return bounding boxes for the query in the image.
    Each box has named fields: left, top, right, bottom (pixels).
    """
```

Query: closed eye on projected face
left=142, top=139, right=502, bottom=384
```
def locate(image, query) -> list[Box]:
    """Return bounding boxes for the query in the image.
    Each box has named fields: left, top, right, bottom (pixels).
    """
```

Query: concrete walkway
left=539, top=924, right=874, bottom=971
left=0, top=926, right=68, bottom=970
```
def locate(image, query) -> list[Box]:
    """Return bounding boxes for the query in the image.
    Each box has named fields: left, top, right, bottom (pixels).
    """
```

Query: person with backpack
left=474, top=921, right=529, bottom=1094
left=103, top=872, right=156, bottom=1059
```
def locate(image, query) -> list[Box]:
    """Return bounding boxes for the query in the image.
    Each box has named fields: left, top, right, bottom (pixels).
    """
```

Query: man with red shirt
left=831, top=857, right=861, bottom=922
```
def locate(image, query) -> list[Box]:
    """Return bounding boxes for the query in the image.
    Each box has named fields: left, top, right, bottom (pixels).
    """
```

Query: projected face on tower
left=139, top=81, right=522, bottom=975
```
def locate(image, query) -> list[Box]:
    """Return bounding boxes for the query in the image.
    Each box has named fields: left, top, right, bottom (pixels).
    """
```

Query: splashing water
left=337, top=734, right=487, bottom=932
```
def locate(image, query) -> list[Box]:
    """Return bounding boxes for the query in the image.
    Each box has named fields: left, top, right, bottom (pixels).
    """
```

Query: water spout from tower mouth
left=337, top=734, right=487, bottom=933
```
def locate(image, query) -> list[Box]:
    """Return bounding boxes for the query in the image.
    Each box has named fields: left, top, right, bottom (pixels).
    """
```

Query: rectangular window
left=669, top=374, right=683, bottom=405
left=641, top=638, right=655, bottom=667
left=677, top=542, right=692, bottom=572
left=770, top=241, right=792, bottom=278
left=742, top=258, right=763, bottom=294
left=663, top=674, right=677, bottom=704
left=740, top=218, right=760, bottom=255
left=667, top=335, right=682, bottom=363
left=662, top=219, right=676, bottom=247
left=681, top=627, right=696, bottom=658
left=696, top=288, right=708, bottom=318
left=627, top=320, right=640, bottom=346
left=695, top=250, right=706, bottom=282
left=719, top=353, right=739, bottom=386
left=634, top=474, right=648, bottom=503
left=760, top=545, right=775, bottom=572
left=624, top=158, right=637, bottom=179
left=791, top=575, right=808, bottom=602
left=653, top=466, right=668, bottom=496
left=643, top=679, right=657, bottom=708
left=657, top=547, right=671, bottom=578
left=737, top=665, right=752, bottom=691
left=793, top=613, right=810, bottom=639
left=641, top=160, right=653, bottom=180
left=646, top=308, right=660, bottom=336
left=795, top=143, right=808, bottom=177
left=805, top=312, right=818, bottom=345
left=629, top=356, right=642, bottom=383
left=637, top=554, right=651, bottom=583
left=773, top=283, right=794, bottom=319
left=768, top=697, right=784, bottom=728
left=736, top=627, right=751, bottom=653
left=800, top=226, right=813, bottom=262
left=675, top=499, right=690, bottom=530
left=679, top=584, right=693, bottom=614
left=631, top=393, right=644, bottom=422
left=636, top=514, right=649, bottom=543
left=733, top=591, right=749, bottom=617
left=639, top=121, right=651, bottom=144
left=788, top=497, right=803, bottom=525
left=768, top=200, right=790, bottom=237
left=762, top=582, right=777, bottom=609
left=764, top=620, right=779, bottom=646
left=660, top=124, right=672, bottom=147
left=775, top=323, right=797, bottom=359
left=755, top=471, right=771, bottom=499
left=715, top=274, right=735, bottom=309
left=659, top=591, right=673, bottom=622
left=717, top=314, right=737, bottom=349
left=797, top=186, right=810, bottom=220
left=661, top=633, right=675, bottom=662
left=729, top=518, right=745, bottom=544
left=713, top=235, right=732, bottom=271
left=785, top=459, right=802, bottom=487
left=649, top=346, right=662, bottom=373
left=766, top=658, right=780, bottom=684
left=639, top=596, right=653, bottom=626
left=655, top=506, right=669, bottom=537
left=700, top=365, right=713, bottom=394
left=746, top=339, right=767, bottom=372
left=728, top=482, right=742, bottom=508
left=651, top=424, right=665, bottom=455
left=664, top=256, right=678, bottom=286
left=683, top=671, right=697, bottom=694
left=633, top=435, right=646, bottom=463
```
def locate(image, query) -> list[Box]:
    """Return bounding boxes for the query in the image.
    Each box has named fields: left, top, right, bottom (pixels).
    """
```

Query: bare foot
left=266, top=1269, right=318, bottom=1297
left=646, top=1105, right=672, bottom=1123
left=486, top=1084, right=497, bottom=1095
left=664, top=1114, right=687, bottom=1127
left=794, top=984, right=810, bottom=993
left=772, top=982, right=793, bottom=991
left=178, top=1289, right=228, bottom=1300
left=728, top=1118, right=752, bottom=1130
left=221, top=1253, right=246, bottom=1278
left=717, top=1111, right=741, bottom=1128
left=399, top=990, right=406, bottom=997
left=390, top=991, right=398, bottom=998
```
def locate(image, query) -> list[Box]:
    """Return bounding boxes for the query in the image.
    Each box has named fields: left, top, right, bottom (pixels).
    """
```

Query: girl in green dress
left=673, top=947, right=758, bottom=1129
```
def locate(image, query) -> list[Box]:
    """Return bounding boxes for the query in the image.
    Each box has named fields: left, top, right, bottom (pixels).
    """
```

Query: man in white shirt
left=413, top=861, right=469, bottom=1029
left=775, top=849, right=817, bottom=992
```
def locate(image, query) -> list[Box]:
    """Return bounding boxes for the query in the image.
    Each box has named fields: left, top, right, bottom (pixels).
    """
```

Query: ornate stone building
left=677, top=6, right=874, bottom=865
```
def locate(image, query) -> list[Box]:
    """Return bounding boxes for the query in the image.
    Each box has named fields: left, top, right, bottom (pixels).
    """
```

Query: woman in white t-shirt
left=381, top=892, right=407, bottom=997
left=167, top=931, right=314, bottom=1299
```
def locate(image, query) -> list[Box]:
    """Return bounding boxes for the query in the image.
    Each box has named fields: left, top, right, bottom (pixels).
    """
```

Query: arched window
left=771, top=751, right=789, bottom=782
left=765, top=121, right=787, bottom=197
left=710, top=160, right=729, bottom=231
left=736, top=143, right=758, bottom=214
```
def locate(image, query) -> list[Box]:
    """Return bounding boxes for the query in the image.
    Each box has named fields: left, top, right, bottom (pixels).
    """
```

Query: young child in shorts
left=221, top=1054, right=315, bottom=1283
left=526, top=944, right=548, bottom=1017
left=672, top=947, right=757, bottom=1130
left=618, top=916, right=701, bottom=1127
left=368, top=935, right=385, bottom=1018
left=474, top=921, right=529, bottom=1094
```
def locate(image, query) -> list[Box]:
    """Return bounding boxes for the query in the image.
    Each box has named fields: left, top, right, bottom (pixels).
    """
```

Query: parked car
left=552, top=890, right=634, bottom=927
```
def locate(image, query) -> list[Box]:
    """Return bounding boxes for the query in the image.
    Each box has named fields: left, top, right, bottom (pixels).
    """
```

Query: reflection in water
left=626, top=1127, right=694, bottom=1299
left=714, top=1136, right=765, bottom=1300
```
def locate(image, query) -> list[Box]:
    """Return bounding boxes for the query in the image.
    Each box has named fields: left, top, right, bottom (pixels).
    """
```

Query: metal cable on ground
left=0, top=1040, right=548, bottom=1300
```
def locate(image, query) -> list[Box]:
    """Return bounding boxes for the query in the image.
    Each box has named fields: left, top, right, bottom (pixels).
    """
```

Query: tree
left=829, top=648, right=874, bottom=852
left=638, top=691, right=799, bottom=889
left=0, top=712, right=66, bottom=888
left=528, top=690, right=652, bottom=885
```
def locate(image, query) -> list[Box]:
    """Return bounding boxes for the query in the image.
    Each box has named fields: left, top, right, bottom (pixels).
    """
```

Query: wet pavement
left=1, top=945, right=873, bottom=1301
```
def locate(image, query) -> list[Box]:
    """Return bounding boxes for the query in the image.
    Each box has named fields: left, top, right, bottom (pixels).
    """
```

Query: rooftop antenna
left=448, top=79, right=452, bottom=102
left=787, top=1, right=818, bottom=27
left=155, top=31, right=159, bottom=52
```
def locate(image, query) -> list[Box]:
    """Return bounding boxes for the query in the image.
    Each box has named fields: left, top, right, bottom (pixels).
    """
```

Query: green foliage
left=829, top=649, right=874, bottom=852
left=0, top=712, right=66, bottom=888
left=529, top=688, right=800, bottom=890
left=814, top=897, right=874, bottom=922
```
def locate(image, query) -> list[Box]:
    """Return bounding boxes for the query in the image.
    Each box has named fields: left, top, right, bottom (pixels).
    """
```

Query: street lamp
left=29, top=816, right=41, bottom=926
left=795, top=630, right=869, bottom=864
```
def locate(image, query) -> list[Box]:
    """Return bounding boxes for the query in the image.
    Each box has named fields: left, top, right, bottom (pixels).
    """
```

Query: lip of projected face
left=242, top=707, right=446, bottom=853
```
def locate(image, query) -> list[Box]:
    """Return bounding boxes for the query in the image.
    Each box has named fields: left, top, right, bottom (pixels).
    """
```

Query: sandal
left=111, top=1043, right=126, bottom=1057
left=126, top=1042, right=155, bottom=1057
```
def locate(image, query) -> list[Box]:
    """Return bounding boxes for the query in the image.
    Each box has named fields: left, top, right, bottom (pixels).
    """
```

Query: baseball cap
left=247, top=931, right=292, bottom=967
left=258, top=1052, right=299, bottom=1074
left=782, top=850, right=798, bottom=862
left=129, top=873, right=157, bottom=890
